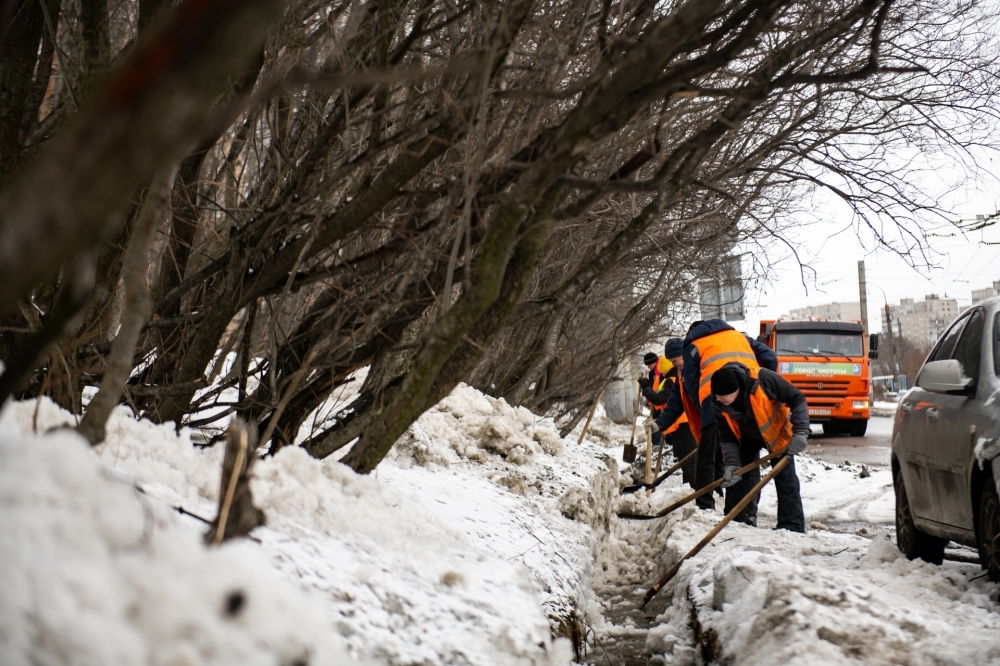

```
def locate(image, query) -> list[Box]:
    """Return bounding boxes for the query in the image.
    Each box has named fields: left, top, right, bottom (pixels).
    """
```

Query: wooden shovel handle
left=577, top=390, right=604, bottom=445
left=628, top=384, right=642, bottom=443
left=641, top=455, right=792, bottom=608
left=618, top=449, right=782, bottom=519
left=620, top=447, right=697, bottom=495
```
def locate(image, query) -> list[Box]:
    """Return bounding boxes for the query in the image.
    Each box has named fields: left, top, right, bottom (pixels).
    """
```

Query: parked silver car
left=891, top=297, right=1000, bottom=580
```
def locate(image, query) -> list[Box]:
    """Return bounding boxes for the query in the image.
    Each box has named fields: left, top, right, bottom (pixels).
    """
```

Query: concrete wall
left=602, top=356, right=642, bottom=424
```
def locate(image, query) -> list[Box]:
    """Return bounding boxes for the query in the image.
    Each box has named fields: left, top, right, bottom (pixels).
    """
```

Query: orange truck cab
left=758, top=319, right=879, bottom=437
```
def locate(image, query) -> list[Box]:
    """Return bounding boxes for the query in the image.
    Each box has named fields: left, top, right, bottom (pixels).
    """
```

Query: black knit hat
left=643, top=352, right=658, bottom=366
left=710, top=367, right=740, bottom=396
left=664, top=338, right=684, bottom=360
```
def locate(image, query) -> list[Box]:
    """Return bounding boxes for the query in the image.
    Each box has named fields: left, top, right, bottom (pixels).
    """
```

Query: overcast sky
left=737, top=154, right=1000, bottom=338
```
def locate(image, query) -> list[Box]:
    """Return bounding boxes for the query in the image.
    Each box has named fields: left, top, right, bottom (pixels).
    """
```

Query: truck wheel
left=977, top=479, right=1000, bottom=582
left=895, top=468, right=946, bottom=564
left=822, top=422, right=842, bottom=436
left=849, top=420, right=868, bottom=437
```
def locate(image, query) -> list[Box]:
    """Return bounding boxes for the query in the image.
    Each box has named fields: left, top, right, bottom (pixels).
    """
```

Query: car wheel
left=977, top=479, right=1000, bottom=582
left=849, top=420, right=868, bottom=437
left=895, top=468, right=946, bottom=564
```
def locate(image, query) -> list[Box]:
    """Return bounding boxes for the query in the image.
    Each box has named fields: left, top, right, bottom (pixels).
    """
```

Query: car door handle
left=900, top=402, right=912, bottom=413
left=927, top=407, right=939, bottom=423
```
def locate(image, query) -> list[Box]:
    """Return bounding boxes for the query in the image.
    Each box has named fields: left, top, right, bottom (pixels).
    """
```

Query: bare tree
left=0, top=0, right=997, bottom=477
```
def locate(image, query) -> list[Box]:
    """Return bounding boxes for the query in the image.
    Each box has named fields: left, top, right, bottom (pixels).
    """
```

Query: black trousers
left=724, top=445, right=806, bottom=532
left=694, top=423, right=721, bottom=510
left=669, top=423, right=697, bottom=487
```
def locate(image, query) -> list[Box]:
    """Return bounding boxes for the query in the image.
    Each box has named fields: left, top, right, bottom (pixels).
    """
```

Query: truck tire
left=822, top=421, right=842, bottom=436
left=895, top=468, right=946, bottom=564
left=977, top=479, right=1000, bottom=582
left=849, top=420, right=868, bottom=437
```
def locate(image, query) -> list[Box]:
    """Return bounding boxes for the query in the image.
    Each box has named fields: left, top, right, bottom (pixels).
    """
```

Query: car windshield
left=775, top=330, right=863, bottom=357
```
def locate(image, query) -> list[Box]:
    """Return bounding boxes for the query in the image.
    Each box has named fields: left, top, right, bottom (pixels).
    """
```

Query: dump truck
left=758, top=319, right=878, bottom=436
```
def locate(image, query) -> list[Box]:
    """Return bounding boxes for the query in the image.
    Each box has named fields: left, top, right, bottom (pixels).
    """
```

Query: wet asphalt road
left=805, top=415, right=894, bottom=467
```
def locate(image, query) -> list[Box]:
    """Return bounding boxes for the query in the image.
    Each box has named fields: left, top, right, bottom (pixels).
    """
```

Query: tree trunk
left=0, top=0, right=285, bottom=314
left=78, top=164, right=176, bottom=444
left=0, top=0, right=48, bottom=181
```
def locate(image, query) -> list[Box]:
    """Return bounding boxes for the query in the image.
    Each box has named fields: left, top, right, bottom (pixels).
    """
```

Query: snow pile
left=871, top=400, right=899, bottom=417
left=389, top=387, right=566, bottom=466
left=0, top=410, right=351, bottom=666
left=2, top=383, right=620, bottom=665
left=378, top=386, right=621, bottom=633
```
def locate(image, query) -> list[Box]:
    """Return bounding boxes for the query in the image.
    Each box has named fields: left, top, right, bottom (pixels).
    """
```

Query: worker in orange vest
left=710, top=363, right=807, bottom=532
left=637, top=351, right=669, bottom=466
left=639, top=339, right=695, bottom=485
left=649, top=320, right=777, bottom=510
left=638, top=351, right=667, bottom=419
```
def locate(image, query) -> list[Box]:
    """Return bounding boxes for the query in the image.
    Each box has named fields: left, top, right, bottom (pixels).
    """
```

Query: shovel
left=640, top=455, right=792, bottom=608
left=576, top=390, right=604, bottom=445
left=620, top=447, right=698, bottom=495
left=622, top=386, right=642, bottom=463
left=617, top=449, right=782, bottom=519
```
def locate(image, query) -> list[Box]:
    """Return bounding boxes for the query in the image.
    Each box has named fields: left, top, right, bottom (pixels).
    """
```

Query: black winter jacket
left=710, top=362, right=809, bottom=466
left=641, top=366, right=676, bottom=409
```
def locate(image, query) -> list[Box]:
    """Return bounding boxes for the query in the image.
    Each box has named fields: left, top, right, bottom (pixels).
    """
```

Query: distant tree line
left=0, top=0, right=997, bottom=471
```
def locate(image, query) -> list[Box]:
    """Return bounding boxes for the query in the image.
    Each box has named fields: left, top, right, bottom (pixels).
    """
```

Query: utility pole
left=884, top=302, right=899, bottom=391
left=858, top=260, right=868, bottom=338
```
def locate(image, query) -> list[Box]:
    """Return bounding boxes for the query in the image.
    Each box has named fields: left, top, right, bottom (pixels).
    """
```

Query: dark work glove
left=637, top=376, right=651, bottom=390
left=721, top=464, right=742, bottom=488
left=785, top=432, right=808, bottom=457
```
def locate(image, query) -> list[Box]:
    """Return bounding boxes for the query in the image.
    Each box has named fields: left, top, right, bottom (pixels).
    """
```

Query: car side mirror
left=917, top=359, right=972, bottom=395
left=869, top=333, right=879, bottom=352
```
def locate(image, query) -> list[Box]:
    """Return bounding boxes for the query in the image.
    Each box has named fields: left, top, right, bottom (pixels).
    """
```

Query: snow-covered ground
left=1, top=386, right=624, bottom=665
left=598, top=452, right=1000, bottom=665
left=3, top=384, right=998, bottom=666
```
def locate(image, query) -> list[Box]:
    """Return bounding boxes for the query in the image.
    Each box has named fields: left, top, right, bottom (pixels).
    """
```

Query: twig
left=212, top=427, right=248, bottom=546
left=576, top=389, right=604, bottom=445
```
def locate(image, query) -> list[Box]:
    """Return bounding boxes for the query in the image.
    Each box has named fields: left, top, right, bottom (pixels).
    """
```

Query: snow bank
left=2, top=383, right=619, bottom=665
left=380, top=385, right=621, bottom=635
left=634, top=457, right=1000, bottom=665
left=0, top=405, right=350, bottom=666
left=871, top=400, right=898, bottom=418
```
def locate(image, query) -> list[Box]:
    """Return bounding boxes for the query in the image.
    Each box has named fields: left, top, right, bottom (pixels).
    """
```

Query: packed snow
left=2, top=384, right=999, bottom=665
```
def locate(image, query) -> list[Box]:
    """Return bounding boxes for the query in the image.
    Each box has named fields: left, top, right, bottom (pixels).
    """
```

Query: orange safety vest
left=691, top=330, right=760, bottom=409
left=718, top=367, right=793, bottom=452
left=679, top=377, right=702, bottom=440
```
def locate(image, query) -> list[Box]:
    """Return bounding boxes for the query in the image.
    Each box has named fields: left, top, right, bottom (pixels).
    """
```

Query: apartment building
left=787, top=302, right=862, bottom=321
left=881, top=294, right=959, bottom=345
left=972, top=280, right=1000, bottom=305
